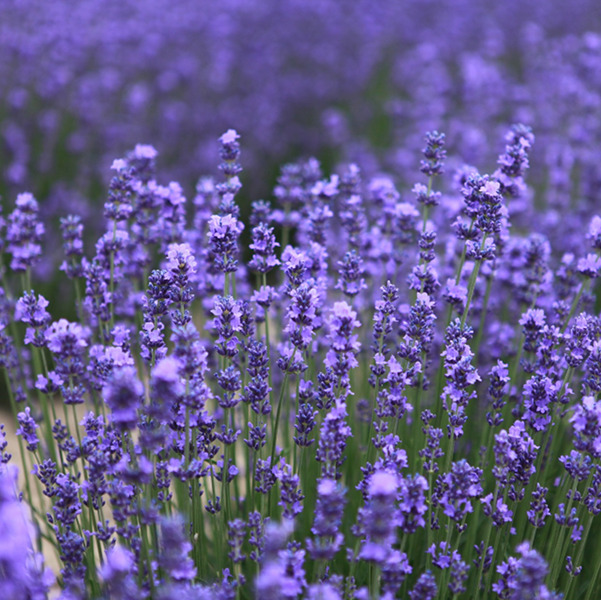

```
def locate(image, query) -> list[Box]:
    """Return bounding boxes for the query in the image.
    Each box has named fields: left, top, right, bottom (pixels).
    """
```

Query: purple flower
left=441, top=320, right=480, bottom=439
left=273, top=459, right=304, bottom=519
left=45, top=319, right=90, bottom=405
left=427, top=541, right=468, bottom=592
left=577, top=253, right=601, bottom=278
left=587, top=215, right=601, bottom=250
left=227, top=519, right=247, bottom=564
left=316, top=399, right=352, bottom=480
left=148, top=356, right=183, bottom=423
left=356, top=471, right=398, bottom=565
left=413, top=182, right=441, bottom=208
left=255, top=458, right=277, bottom=495
left=571, top=395, right=601, bottom=457
left=216, top=364, right=242, bottom=409
left=256, top=553, right=305, bottom=600
left=249, top=223, right=280, bottom=273
left=436, top=460, right=483, bottom=528
left=281, top=246, right=310, bottom=290
left=140, top=320, right=167, bottom=364
left=256, top=521, right=305, bottom=599
left=276, top=341, right=307, bottom=376
left=486, top=360, right=510, bottom=427
left=305, top=583, right=342, bottom=600
left=493, top=542, right=556, bottom=600
left=218, top=129, right=242, bottom=178
left=166, top=242, right=197, bottom=325
left=584, top=342, right=601, bottom=394
left=284, top=281, right=321, bottom=351
left=474, top=176, right=504, bottom=235
left=15, top=291, right=50, bottom=347
left=382, top=549, right=413, bottom=597
left=45, top=318, right=89, bottom=355
left=208, top=214, right=244, bottom=274
left=493, top=421, right=538, bottom=495
left=398, top=474, right=429, bottom=533
left=371, top=281, right=398, bottom=350
left=83, top=259, right=112, bottom=336
left=560, top=450, right=592, bottom=482
left=325, top=301, right=361, bottom=379
left=242, top=339, right=271, bottom=416
left=53, top=472, right=82, bottom=528
left=6, top=192, right=44, bottom=271
left=59, top=215, right=85, bottom=278
left=211, top=295, right=242, bottom=358
left=417, top=229, right=436, bottom=263
left=522, top=375, right=560, bottom=433
left=103, top=366, right=144, bottom=431
left=166, top=242, right=197, bottom=276
left=105, top=157, right=136, bottom=222
left=0, top=426, right=11, bottom=465
left=247, top=511, right=266, bottom=562
left=306, top=478, right=346, bottom=560
left=519, top=308, right=546, bottom=353
left=294, top=385, right=317, bottom=448
left=419, top=410, right=444, bottom=473
left=311, top=173, right=338, bottom=200
left=156, top=181, right=187, bottom=247
left=494, top=123, right=534, bottom=198
left=16, top=407, right=39, bottom=453
left=408, top=571, right=437, bottom=600
left=481, top=493, right=513, bottom=527
left=420, top=131, right=446, bottom=178
left=99, top=545, right=139, bottom=600
left=527, top=484, right=550, bottom=529
left=0, top=465, right=54, bottom=599
left=336, top=250, right=367, bottom=298
left=159, top=516, right=196, bottom=581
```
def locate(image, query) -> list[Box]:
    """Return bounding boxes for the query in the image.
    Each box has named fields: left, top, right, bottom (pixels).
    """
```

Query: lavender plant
left=3, top=0, right=601, bottom=263
left=1, top=125, right=601, bottom=600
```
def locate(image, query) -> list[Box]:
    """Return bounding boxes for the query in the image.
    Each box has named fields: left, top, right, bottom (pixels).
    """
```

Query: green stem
left=109, top=219, right=117, bottom=329
left=473, top=274, right=493, bottom=358
left=270, top=373, right=289, bottom=468
left=549, top=476, right=580, bottom=586
left=473, top=483, right=500, bottom=600
left=262, top=273, right=273, bottom=411
left=460, top=236, right=487, bottom=329
left=584, top=529, right=601, bottom=600
left=564, top=511, right=593, bottom=598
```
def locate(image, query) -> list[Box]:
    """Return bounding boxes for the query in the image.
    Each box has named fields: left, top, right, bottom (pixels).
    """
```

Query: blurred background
left=1, top=0, right=601, bottom=261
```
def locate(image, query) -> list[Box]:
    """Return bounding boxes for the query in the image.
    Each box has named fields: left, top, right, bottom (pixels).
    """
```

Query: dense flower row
left=1, top=127, right=601, bottom=600
left=2, top=0, right=601, bottom=259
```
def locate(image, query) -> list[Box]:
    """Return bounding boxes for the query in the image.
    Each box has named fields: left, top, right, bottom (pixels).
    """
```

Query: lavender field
left=2, top=1, right=601, bottom=598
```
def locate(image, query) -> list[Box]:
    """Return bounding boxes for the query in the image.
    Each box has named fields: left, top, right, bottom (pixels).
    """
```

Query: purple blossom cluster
left=3, top=31, right=601, bottom=594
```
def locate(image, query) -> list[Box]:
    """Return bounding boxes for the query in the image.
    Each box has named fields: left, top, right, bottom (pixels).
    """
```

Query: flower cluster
left=2, top=102, right=601, bottom=600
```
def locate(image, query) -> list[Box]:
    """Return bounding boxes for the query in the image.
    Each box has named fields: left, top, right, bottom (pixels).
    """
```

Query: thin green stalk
left=473, top=483, right=500, bottom=600
left=109, top=219, right=117, bottom=329
left=262, top=273, right=273, bottom=410
left=549, top=476, right=580, bottom=586
left=585, top=556, right=601, bottom=600
left=563, top=511, right=593, bottom=598
left=370, top=564, right=381, bottom=600
left=482, top=513, right=506, bottom=598
left=32, top=347, right=59, bottom=464
left=453, top=218, right=476, bottom=286
left=473, top=275, right=493, bottom=358
left=270, top=373, right=289, bottom=469
left=460, top=235, right=487, bottom=329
